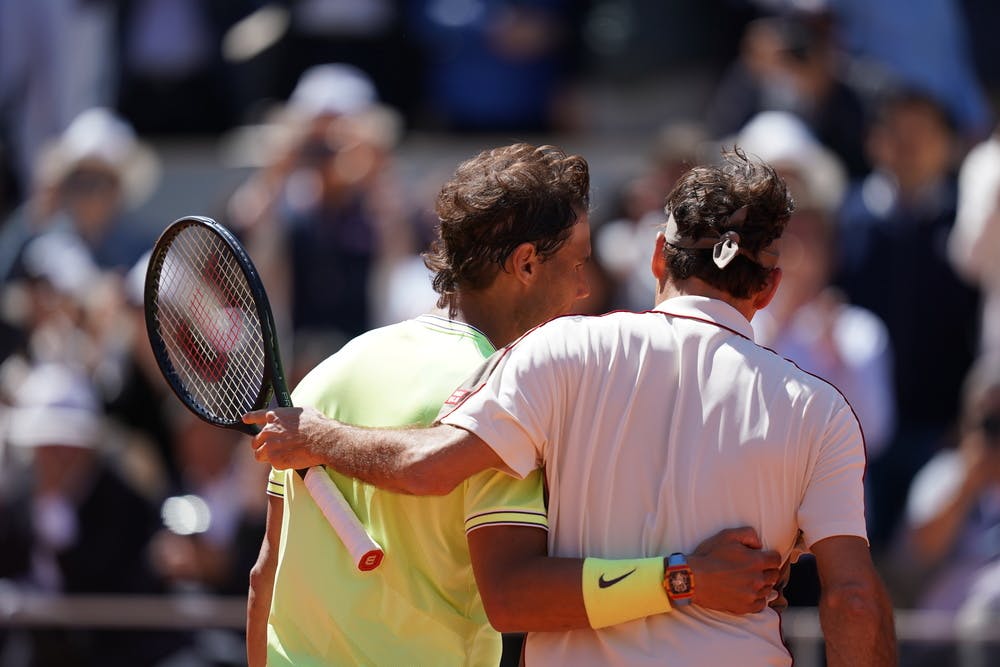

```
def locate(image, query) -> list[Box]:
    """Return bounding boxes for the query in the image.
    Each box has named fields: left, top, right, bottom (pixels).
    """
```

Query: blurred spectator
left=742, top=111, right=895, bottom=460
left=0, top=0, right=117, bottom=201
left=149, top=413, right=267, bottom=597
left=225, top=64, right=413, bottom=380
left=738, top=111, right=895, bottom=606
left=407, top=0, right=582, bottom=132
left=142, top=414, right=268, bottom=666
left=835, top=88, right=981, bottom=550
left=705, top=9, right=870, bottom=177
left=893, top=353, right=1000, bottom=664
left=96, top=252, right=183, bottom=490
left=948, top=130, right=1000, bottom=355
left=4, top=232, right=100, bottom=371
left=0, top=362, right=185, bottom=667
left=824, top=0, right=992, bottom=143
left=594, top=122, right=708, bottom=311
left=1, top=107, right=160, bottom=288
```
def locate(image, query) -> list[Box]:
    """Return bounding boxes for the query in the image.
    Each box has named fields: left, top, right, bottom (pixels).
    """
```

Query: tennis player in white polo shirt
left=250, top=149, right=896, bottom=666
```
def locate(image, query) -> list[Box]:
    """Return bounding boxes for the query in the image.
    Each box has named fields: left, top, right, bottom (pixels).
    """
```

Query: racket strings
left=153, top=225, right=268, bottom=422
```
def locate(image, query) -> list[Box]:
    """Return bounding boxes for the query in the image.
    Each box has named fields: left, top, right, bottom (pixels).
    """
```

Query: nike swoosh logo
left=598, top=568, right=637, bottom=588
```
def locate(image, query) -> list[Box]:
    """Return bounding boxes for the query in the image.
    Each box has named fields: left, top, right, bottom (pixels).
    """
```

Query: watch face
left=668, top=569, right=692, bottom=595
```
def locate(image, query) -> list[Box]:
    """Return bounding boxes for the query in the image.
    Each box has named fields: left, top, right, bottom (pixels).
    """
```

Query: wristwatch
left=664, top=552, right=694, bottom=605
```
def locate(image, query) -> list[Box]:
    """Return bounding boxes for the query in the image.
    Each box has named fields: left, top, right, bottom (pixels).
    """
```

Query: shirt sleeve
left=267, top=467, right=286, bottom=498
left=439, top=327, right=568, bottom=479
left=464, top=468, right=548, bottom=534
left=798, top=401, right=869, bottom=549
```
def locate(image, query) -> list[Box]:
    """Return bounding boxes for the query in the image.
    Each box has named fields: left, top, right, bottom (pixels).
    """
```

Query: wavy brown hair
left=424, top=143, right=590, bottom=312
left=662, top=147, right=793, bottom=299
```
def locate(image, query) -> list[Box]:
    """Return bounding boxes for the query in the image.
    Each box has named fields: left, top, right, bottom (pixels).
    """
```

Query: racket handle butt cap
left=358, top=549, right=384, bottom=571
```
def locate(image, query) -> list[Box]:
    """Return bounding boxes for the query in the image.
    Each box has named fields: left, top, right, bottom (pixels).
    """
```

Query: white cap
left=35, top=107, right=160, bottom=208
left=735, top=111, right=846, bottom=213
left=288, top=64, right=377, bottom=118
left=6, top=363, right=101, bottom=449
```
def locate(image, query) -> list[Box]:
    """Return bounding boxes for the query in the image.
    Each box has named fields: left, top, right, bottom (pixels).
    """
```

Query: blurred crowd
left=1, top=1, right=999, bottom=665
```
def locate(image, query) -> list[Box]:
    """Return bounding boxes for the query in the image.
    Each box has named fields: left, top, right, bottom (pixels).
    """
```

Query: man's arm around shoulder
left=813, top=535, right=896, bottom=667
left=467, top=524, right=782, bottom=632
left=244, top=407, right=506, bottom=495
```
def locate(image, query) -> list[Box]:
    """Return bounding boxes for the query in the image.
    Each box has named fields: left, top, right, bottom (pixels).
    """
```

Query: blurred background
left=1, top=0, right=999, bottom=665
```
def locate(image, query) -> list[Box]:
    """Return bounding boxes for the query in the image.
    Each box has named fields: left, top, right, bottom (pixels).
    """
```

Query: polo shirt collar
left=652, top=295, right=756, bottom=342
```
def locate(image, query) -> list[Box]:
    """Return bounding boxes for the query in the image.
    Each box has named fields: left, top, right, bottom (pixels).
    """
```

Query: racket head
left=144, top=216, right=286, bottom=433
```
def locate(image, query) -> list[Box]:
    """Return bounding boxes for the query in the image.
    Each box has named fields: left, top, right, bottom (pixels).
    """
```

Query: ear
left=651, top=233, right=668, bottom=280
left=505, top=242, right=539, bottom=286
left=752, top=267, right=783, bottom=311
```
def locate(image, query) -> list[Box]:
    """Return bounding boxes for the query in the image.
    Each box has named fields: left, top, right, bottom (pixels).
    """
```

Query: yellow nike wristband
left=582, top=556, right=672, bottom=629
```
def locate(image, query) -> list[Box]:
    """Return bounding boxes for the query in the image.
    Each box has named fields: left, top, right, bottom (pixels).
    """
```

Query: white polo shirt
left=440, top=295, right=868, bottom=666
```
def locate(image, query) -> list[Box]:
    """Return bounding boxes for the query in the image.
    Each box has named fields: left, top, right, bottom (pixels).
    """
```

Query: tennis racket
left=144, top=215, right=384, bottom=571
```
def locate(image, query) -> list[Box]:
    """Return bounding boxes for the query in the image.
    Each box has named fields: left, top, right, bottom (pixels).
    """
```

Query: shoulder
left=753, top=340, right=854, bottom=416
left=520, top=310, right=649, bottom=342
left=292, top=322, right=411, bottom=392
left=507, top=311, right=649, bottom=360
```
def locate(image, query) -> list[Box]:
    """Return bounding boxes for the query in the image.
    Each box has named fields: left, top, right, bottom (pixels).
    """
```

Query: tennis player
left=245, top=144, right=782, bottom=666
left=250, top=149, right=896, bottom=665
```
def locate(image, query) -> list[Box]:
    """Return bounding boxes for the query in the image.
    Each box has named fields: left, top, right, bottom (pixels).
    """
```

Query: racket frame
left=144, top=215, right=293, bottom=429
left=145, top=215, right=383, bottom=571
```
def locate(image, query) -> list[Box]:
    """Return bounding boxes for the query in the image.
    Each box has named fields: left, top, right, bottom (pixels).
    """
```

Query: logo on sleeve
left=598, top=568, right=637, bottom=588
left=444, top=389, right=470, bottom=406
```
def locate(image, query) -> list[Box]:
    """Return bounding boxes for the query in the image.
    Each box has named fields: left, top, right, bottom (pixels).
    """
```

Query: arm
left=812, top=535, right=896, bottom=667
left=906, top=444, right=1000, bottom=568
left=467, top=525, right=782, bottom=632
left=244, top=407, right=506, bottom=496
left=247, top=494, right=282, bottom=667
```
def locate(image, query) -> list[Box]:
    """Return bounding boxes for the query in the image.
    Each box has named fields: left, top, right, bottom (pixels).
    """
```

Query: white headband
left=662, top=206, right=780, bottom=269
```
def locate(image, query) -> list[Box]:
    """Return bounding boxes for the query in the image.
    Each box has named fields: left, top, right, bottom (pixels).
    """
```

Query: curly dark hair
left=423, top=143, right=590, bottom=312
left=662, top=148, right=794, bottom=299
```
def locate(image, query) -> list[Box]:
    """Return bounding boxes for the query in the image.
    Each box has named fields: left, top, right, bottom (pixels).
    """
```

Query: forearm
left=246, top=572, right=273, bottom=667
left=247, top=408, right=502, bottom=496
left=247, top=496, right=281, bottom=667
left=813, top=536, right=897, bottom=666
left=319, top=423, right=478, bottom=496
left=908, top=483, right=979, bottom=567
left=471, top=524, right=782, bottom=633
left=819, top=582, right=896, bottom=667
left=481, top=555, right=589, bottom=632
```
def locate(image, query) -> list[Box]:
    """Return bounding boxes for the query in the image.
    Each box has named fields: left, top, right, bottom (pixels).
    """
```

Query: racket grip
left=302, top=466, right=384, bottom=571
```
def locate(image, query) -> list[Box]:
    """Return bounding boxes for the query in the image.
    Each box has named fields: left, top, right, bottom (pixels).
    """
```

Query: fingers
left=243, top=409, right=270, bottom=425
left=254, top=443, right=273, bottom=465
left=726, top=526, right=763, bottom=550
left=759, top=549, right=782, bottom=569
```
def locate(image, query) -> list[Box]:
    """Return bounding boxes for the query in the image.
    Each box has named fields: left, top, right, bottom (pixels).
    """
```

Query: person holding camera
left=900, top=352, right=1000, bottom=612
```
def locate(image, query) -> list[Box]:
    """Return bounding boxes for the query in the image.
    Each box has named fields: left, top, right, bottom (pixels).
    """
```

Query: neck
left=440, top=291, right=526, bottom=349
left=655, top=277, right=756, bottom=322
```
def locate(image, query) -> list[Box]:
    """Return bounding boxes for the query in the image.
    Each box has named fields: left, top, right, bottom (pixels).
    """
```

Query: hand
left=960, top=431, right=1000, bottom=495
left=243, top=406, right=337, bottom=470
left=686, top=527, right=782, bottom=614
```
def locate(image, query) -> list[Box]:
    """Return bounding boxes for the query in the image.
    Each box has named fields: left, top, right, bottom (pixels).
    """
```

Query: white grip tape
left=302, top=466, right=384, bottom=571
